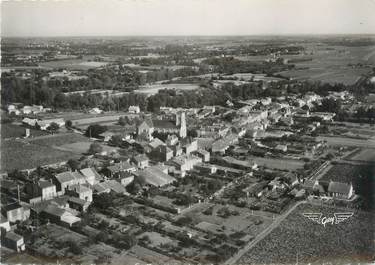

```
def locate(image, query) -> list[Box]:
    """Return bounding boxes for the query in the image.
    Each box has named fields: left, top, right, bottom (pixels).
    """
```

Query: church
left=137, top=112, right=187, bottom=139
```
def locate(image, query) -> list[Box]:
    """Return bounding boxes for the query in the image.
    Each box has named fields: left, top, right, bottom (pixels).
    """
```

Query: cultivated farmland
left=238, top=203, right=374, bottom=265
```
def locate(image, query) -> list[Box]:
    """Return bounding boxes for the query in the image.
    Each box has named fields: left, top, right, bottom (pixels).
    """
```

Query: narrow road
left=224, top=200, right=307, bottom=265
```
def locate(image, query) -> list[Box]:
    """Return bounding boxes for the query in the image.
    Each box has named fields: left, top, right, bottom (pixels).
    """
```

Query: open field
left=1, top=133, right=91, bottom=172
left=1, top=123, right=48, bottom=139
left=238, top=203, right=374, bottom=265
left=349, top=148, right=375, bottom=162
left=135, top=83, right=201, bottom=96
left=278, top=67, right=370, bottom=85
left=222, top=73, right=283, bottom=82
left=320, top=163, right=374, bottom=183
left=1, top=139, right=78, bottom=172
left=317, top=136, right=375, bottom=149
left=129, top=245, right=183, bottom=265
left=180, top=203, right=272, bottom=238
left=276, top=44, right=375, bottom=85
left=248, top=156, right=305, bottom=171
left=27, top=133, right=89, bottom=146
left=39, top=59, right=108, bottom=70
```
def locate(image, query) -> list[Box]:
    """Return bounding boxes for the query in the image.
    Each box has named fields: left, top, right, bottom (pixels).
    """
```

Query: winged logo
left=334, top=212, right=354, bottom=224
left=302, top=212, right=354, bottom=226
left=302, top=213, right=322, bottom=224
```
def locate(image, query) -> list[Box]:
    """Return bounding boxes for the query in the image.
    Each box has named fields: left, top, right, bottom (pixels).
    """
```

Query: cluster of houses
left=7, top=104, right=51, bottom=116
left=22, top=117, right=65, bottom=131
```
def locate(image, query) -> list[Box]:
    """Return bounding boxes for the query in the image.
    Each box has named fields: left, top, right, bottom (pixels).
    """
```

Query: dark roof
left=107, top=161, right=135, bottom=173
left=328, top=181, right=352, bottom=195
left=133, top=154, right=149, bottom=163
left=2, top=203, right=23, bottom=212
left=39, top=180, right=55, bottom=189
left=137, top=119, right=154, bottom=128
left=1, top=180, right=17, bottom=190
left=68, top=196, right=88, bottom=206
left=5, top=231, right=23, bottom=242
left=152, top=120, right=178, bottom=129
left=43, top=205, right=66, bottom=217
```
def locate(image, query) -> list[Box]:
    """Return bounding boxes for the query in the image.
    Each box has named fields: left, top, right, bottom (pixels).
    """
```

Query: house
left=1, top=204, right=30, bottom=223
left=166, top=134, right=179, bottom=146
left=22, top=105, right=43, bottom=115
left=275, top=144, right=288, bottom=152
left=327, top=181, right=354, bottom=199
left=148, top=137, right=165, bottom=150
left=22, top=117, right=38, bottom=127
left=53, top=171, right=86, bottom=194
left=26, top=180, right=57, bottom=201
left=0, top=215, right=11, bottom=232
left=243, top=181, right=268, bottom=198
left=134, top=166, right=176, bottom=187
left=282, top=172, right=300, bottom=187
left=104, top=161, right=136, bottom=177
left=117, top=173, right=134, bottom=187
left=68, top=197, right=90, bottom=212
left=194, top=163, right=217, bottom=174
left=268, top=177, right=288, bottom=191
left=311, top=112, right=336, bottom=121
left=169, top=144, right=183, bottom=157
left=89, top=107, right=103, bottom=114
left=1, top=180, right=19, bottom=195
left=103, top=180, right=128, bottom=194
left=152, top=112, right=187, bottom=138
left=92, top=182, right=111, bottom=194
left=132, top=154, right=149, bottom=169
left=41, top=205, right=81, bottom=228
left=183, top=139, right=198, bottom=155
left=150, top=145, right=174, bottom=162
left=1, top=231, right=25, bottom=252
left=36, top=118, right=65, bottom=130
left=80, top=167, right=102, bottom=185
left=99, top=131, right=115, bottom=142
left=7, top=105, right=21, bottom=115
left=211, top=139, right=230, bottom=154
left=128, top=106, right=141, bottom=114
left=222, top=156, right=258, bottom=170
left=303, top=180, right=326, bottom=195
left=67, top=184, right=93, bottom=202
left=193, top=149, right=210, bottom=162
left=168, top=155, right=202, bottom=177
left=137, top=119, right=154, bottom=140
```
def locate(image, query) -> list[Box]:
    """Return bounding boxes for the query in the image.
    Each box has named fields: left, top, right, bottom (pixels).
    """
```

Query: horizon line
left=2, top=33, right=375, bottom=39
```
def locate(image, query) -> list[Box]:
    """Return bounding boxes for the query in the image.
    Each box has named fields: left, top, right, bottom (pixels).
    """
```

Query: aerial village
left=1, top=36, right=374, bottom=264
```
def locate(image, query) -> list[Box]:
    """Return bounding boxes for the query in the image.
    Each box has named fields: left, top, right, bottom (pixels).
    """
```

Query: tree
left=109, top=135, right=122, bottom=146
left=66, top=240, right=82, bottom=255
left=65, top=120, right=73, bottom=128
left=187, top=129, right=198, bottom=138
left=174, top=216, right=193, bottom=226
left=85, top=124, right=107, bottom=138
left=88, top=142, right=103, bottom=155
left=126, top=180, right=142, bottom=195
left=67, top=158, right=80, bottom=171
left=47, top=122, right=60, bottom=133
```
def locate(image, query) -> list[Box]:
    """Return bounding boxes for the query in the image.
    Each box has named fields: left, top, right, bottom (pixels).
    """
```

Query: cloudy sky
left=2, top=0, right=375, bottom=37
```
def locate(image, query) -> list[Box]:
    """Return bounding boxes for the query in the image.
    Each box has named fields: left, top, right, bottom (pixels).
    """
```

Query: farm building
left=327, top=181, right=354, bottom=199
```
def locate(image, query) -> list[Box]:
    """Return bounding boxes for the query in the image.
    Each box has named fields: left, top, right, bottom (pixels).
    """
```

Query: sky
left=1, top=0, right=375, bottom=37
